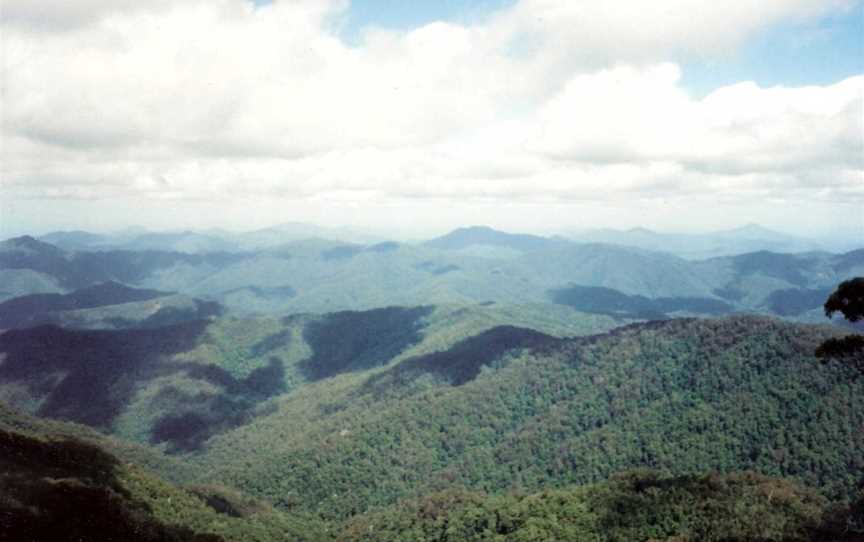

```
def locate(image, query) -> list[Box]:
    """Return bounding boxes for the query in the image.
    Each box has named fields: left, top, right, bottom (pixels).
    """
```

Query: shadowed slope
left=0, top=429, right=223, bottom=542
left=299, top=306, right=434, bottom=381
left=363, top=325, right=559, bottom=392
left=0, top=281, right=172, bottom=329
left=0, top=320, right=283, bottom=452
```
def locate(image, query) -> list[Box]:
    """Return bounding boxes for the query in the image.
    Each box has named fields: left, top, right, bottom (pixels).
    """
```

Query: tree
left=815, top=277, right=864, bottom=373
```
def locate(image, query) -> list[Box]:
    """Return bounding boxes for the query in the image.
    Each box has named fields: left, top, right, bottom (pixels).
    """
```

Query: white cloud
left=531, top=66, right=863, bottom=177
left=494, top=0, right=855, bottom=57
left=0, top=0, right=861, bottom=235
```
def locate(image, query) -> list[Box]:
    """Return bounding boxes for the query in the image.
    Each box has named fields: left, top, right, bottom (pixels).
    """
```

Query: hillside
left=4, top=403, right=858, bottom=541
left=0, top=281, right=179, bottom=329
left=2, top=309, right=861, bottom=516
left=341, top=471, right=842, bottom=542
left=1, top=309, right=863, bottom=538
left=0, top=406, right=328, bottom=541
left=177, top=315, right=862, bottom=520
left=0, top=268, right=64, bottom=302
left=0, top=306, right=852, bottom=519
left=0, top=304, right=614, bottom=451
left=0, top=236, right=250, bottom=291
left=37, top=294, right=223, bottom=331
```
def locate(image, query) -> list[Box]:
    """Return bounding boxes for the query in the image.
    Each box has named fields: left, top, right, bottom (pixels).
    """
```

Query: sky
left=1, top=0, right=862, bottom=239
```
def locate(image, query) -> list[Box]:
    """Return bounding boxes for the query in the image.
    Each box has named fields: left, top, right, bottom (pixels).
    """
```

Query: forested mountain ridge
left=0, top=303, right=615, bottom=451
left=0, top=405, right=330, bottom=541
left=567, top=224, right=836, bottom=259
left=185, top=314, right=862, bottom=521
left=0, top=281, right=222, bottom=330
left=1, top=232, right=861, bottom=320
left=4, top=403, right=858, bottom=541
left=0, top=235, right=249, bottom=300
left=35, top=223, right=841, bottom=258
left=1, top=306, right=862, bottom=538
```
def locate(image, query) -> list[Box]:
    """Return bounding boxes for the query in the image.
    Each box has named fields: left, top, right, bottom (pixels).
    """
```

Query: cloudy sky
left=1, top=0, right=862, bottom=239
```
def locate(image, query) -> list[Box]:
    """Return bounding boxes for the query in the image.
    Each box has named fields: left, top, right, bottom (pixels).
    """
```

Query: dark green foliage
left=299, top=306, right=433, bottom=380
left=550, top=285, right=732, bottom=319
left=0, top=427, right=121, bottom=486
left=0, top=422, right=330, bottom=541
left=824, top=278, right=864, bottom=322
left=4, top=418, right=853, bottom=542
left=2, top=301, right=863, bottom=539
left=340, top=471, right=827, bottom=541
left=0, top=429, right=223, bottom=542
left=816, top=278, right=864, bottom=371
left=815, top=335, right=864, bottom=363
left=817, top=491, right=864, bottom=540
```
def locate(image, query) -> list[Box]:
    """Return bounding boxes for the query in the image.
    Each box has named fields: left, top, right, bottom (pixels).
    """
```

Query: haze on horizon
left=1, top=0, right=862, bottom=241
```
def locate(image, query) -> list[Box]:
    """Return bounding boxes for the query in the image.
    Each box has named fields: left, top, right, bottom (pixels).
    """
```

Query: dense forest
left=1, top=231, right=862, bottom=540
left=1, top=417, right=861, bottom=541
left=3, top=308, right=862, bottom=541
left=186, top=315, right=863, bottom=522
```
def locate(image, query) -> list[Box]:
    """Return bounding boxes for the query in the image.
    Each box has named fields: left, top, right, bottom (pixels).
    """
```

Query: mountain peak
left=424, top=226, right=557, bottom=252
left=0, top=235, right=63, bottom=254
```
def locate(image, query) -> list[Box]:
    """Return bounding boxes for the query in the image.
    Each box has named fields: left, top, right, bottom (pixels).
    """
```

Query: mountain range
left=1, top=227, right=861, bottom=324
left=31, top=222, right=854, bottom=259
left=36, top=222, right=384, bottom=254
left=566, top=223, right=857, bottom=259
left=1, top=224, right=862, bottom=540
left=0, top=281, right=221, bottom=330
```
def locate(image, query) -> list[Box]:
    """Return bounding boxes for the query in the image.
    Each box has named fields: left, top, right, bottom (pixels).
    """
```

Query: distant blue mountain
left=424, top=226, right=564, bottom=252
